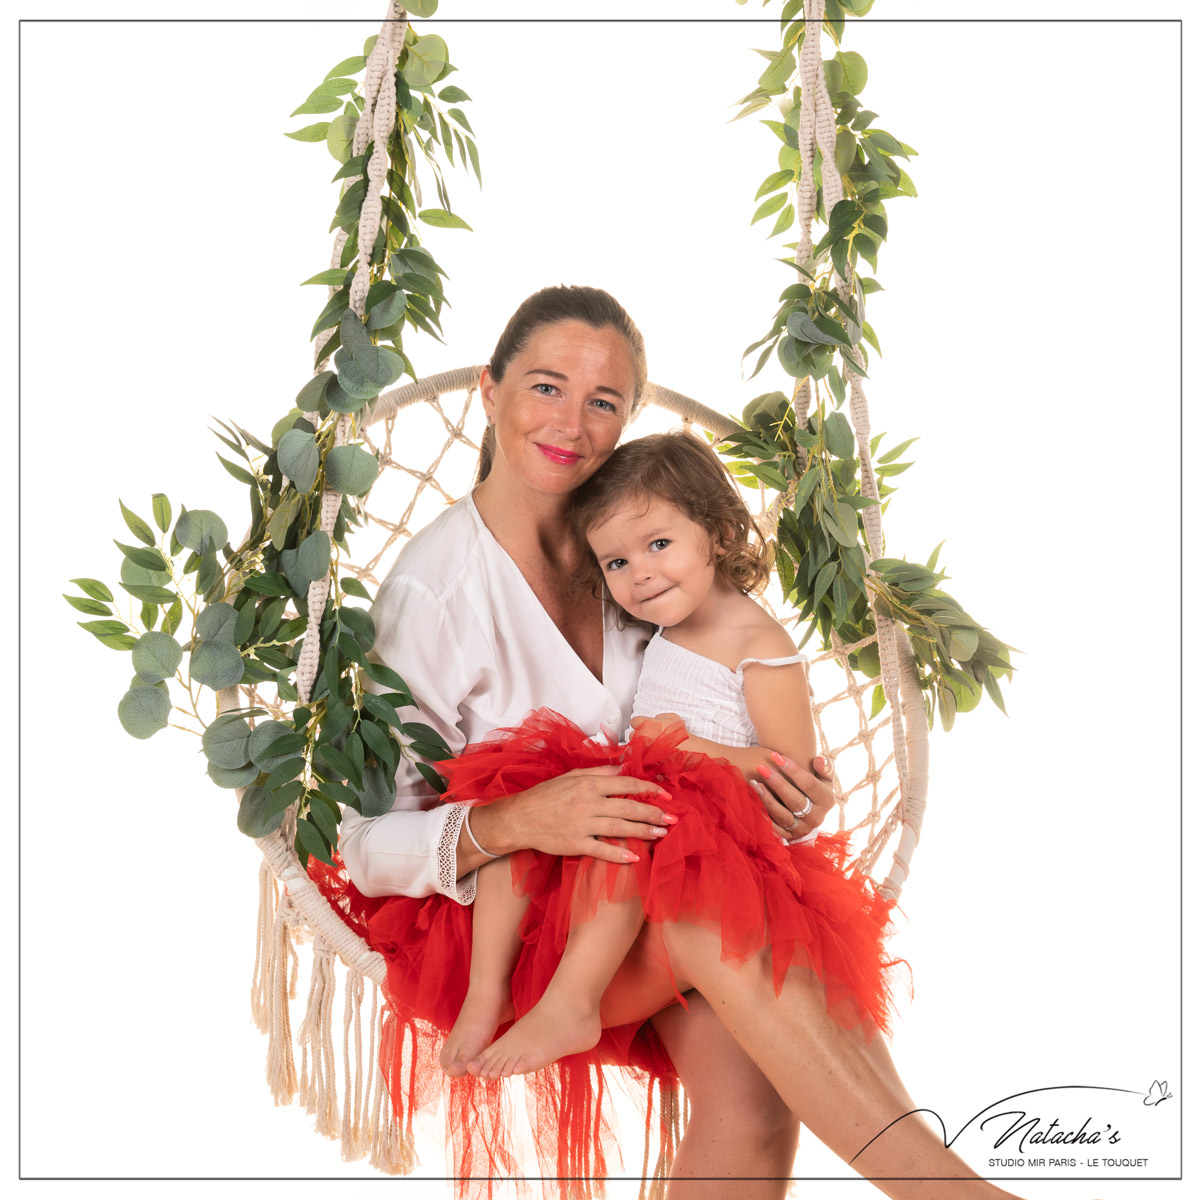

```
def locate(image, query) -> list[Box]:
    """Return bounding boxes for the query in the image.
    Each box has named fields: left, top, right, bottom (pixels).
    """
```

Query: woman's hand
left=751, top=753, right=836, bottom=842
left=465, top=765, right=676, bottom=867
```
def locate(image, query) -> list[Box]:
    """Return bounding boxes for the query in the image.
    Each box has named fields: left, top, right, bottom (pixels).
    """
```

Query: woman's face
left=480, top=319, right=637, bottom=496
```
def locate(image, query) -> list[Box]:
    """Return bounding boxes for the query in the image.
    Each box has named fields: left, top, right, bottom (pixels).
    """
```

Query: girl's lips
left=536, top=443, right=583, bottom=465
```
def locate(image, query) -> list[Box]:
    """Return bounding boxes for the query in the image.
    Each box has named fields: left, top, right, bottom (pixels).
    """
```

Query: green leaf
left=878, top=436, right=918, bottom=465
left=822, top=411, right=856, bottom=458
left=114, top=541, right=168, bottom=572
left=202, top=716, right=252, bottom=770
left=364, top=660, right=410, bottom=695
left=356, top=762, right=396, bottom=818
left=326, top=112, right=357, bottom=164
left=117, top=686, right=171, bottom=739
left=249, top=721, right=299, bottom=771
left=217, top=453, right=255, bottom=486
left=755, top=169, right=792, bottom=200
left=285, top=121, right=331, bottom=143
left=242, top=572, right=294, bottom=598
left=402, top=33, right=449, bottom=88
left=324, top=445, right=379, bottom=496
left=869, top=684, right=886, bottom=719
left=296, top=816, right=333, bottom=865
left=79, top=619, right=131, bottom=637
left=752, top=192, right=788, bottom=225
left=277, top=428, right=321, bottom=493
left=70, top=577, right=114, bottom=603
left=365, top=286, right=408, bottom=331
left=237, top=785, right=285, bottom=839
left=292, top=95, right=343, bottom=117
left=119, top=500, right=157, bottom=547
left=190, top=640, right=246, bottom=690
left=948, top=626, right=980, bottom=661
left=405, top=0, right=440, bottom=16
left=204, top=761, right=259, bottom=789
left=131, top=631, right=183, bottom=682
left=300, top=268, right=351, bottom=288
left=770, top=202, right=795, bottom=238
left=438, top=84, right=469, bottom=102
left=196, top=602, right=239, bottom=644
left=446, top=106, right=474, bottom=135
left=146, top=493, right=171, bottom=533
left=64, top=593, right=111, bottom=615
left=417, top=208, right=472, bottom=231
left=325, top=55, right=367, bottom=79
left=162, top=598, right=183, bottom=636
left=358, top=719, right=397, bottom=770
left=298, top=530, right=331, bottom=583
left=175, top=509, right=228, bottom=553
left=340, top=576, right=373, bottom=602
left=837, top=50, right=868, bottom=95
left=415, top=761, right=447, bottom=795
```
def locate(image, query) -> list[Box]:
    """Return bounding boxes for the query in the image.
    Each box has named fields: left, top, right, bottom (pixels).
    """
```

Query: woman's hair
left=476, top=285, right=647, bottom=483
left=571, top=430, right=772, bottom=616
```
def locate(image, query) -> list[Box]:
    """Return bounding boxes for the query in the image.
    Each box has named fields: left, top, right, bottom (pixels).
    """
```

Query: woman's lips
left=536, top=443, right=583, bottom=465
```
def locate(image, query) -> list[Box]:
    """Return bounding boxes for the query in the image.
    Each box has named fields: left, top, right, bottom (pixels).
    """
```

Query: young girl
left=437, top=429, right=898, bottom=1080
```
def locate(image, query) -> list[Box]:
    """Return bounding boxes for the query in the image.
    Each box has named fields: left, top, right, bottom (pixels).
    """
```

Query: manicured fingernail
left=756, top=764, right=774, bottom=779
left=770, top=751, right=788, bottom=768
left=623, top=850, right=640, bottom=863
left=650, top=827, right=667, bottom=837
left=660, top=812, right=679, bottom=825
left=750, top=779, right=765, bottom=792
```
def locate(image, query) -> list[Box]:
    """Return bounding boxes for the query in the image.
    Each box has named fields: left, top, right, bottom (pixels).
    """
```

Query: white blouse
left=338, top=495, right=650, bottom=902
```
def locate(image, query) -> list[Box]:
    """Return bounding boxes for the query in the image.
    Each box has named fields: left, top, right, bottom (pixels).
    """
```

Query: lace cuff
left=436, top=803, right=477, bottom=905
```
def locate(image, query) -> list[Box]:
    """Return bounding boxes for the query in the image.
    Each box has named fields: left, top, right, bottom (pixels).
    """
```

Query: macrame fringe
left=248, top=860, right=417, bottom=1173
left=637, top=1076, right=685, bottom=1200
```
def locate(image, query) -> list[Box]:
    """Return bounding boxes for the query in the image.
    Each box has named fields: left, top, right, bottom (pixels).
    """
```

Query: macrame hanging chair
left=234, top=0, right=928, bottom=1188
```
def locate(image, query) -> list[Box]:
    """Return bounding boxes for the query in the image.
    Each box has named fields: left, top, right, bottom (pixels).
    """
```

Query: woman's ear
left=479, top=366, right=497, bottom=425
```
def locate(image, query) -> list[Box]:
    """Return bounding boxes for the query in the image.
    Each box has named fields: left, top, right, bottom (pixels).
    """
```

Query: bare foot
left=440, top=981, right=514, bottom=1077
left=467, top=987, right=602, bottom=1079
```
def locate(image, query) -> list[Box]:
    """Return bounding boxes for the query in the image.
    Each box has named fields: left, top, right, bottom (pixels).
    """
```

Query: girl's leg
left=652, top=994, right=800, bottom=1200
left=440, top=855, right=524, bottom=1076
left=662, top=920, right=1024, bottom=1200
left=469, top=881, right=645, bottom=1079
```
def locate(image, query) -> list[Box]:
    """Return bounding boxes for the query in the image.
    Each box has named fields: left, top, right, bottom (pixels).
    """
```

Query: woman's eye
left=532, top=382, right=556, bottom=396
left=605, top=558, right=627, bottom=572
left=590, top=397, right=617, bottom=413
left=650, top=539, right=671, bottom=551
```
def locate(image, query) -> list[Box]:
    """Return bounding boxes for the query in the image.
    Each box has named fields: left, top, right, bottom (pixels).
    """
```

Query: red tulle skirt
left=309, top=709, right=902, bottom=1193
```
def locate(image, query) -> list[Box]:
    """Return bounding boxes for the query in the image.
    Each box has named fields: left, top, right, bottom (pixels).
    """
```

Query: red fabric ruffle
left=308, top=708, right=903, bottom=1194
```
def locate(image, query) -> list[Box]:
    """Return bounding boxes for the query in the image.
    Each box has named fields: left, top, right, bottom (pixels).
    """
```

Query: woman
left=337, top=285, right=1022, bottom=1199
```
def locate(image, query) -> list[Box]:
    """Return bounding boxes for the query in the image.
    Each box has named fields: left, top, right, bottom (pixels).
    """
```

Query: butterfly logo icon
left=1144, top=1080, right=1172, bottom=1107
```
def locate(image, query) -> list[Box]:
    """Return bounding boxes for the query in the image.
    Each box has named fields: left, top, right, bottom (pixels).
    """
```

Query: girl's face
left=586, top=494, right=726, bottom=627
left=479, top=319, right=635, bottom=497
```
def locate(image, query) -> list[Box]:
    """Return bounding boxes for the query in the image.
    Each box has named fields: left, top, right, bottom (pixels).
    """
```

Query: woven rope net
left=235, top=0, right=928, bottom=1186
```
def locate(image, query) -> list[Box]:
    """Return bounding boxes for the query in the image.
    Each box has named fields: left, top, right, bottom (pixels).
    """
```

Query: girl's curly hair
left=571, top=430, right=771, bottom=621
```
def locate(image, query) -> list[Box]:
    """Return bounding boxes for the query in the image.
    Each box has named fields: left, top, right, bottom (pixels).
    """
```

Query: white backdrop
left=15, top=2, right=1190, bottom=1198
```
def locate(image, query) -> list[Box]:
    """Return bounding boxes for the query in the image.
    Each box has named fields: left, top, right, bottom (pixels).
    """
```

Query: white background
left=12, top=1, right=1191, bottom=1197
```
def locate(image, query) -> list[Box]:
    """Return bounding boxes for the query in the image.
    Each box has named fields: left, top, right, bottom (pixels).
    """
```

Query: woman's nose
left=553, top=398, right=584, bottom=437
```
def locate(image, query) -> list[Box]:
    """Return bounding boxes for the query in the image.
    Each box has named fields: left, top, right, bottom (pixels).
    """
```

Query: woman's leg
left=651, top=994, right=800, bottom=1200
left=662, top=920, right=1024, bottom=1200
left=440, top=855, right=523, bottom=1075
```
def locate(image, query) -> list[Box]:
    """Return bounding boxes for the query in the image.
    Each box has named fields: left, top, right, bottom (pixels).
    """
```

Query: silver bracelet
left=462, top=806, right=501, bottom=859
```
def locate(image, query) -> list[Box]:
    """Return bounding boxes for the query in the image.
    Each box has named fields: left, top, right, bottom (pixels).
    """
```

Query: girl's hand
left=751, top=753, right=836, bottom=842
left=629, top=712, right=687, bottom=740
left=466, top=765, right=676, bottom=867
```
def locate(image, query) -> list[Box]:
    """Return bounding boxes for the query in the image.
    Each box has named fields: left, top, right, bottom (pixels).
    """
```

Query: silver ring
left=796, top=795, right=813, bottom=819
left=784, top=809, right=800, bottom=830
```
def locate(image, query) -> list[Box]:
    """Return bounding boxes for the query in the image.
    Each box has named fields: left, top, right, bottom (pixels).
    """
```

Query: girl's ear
left=711, top=521, right=735, bottom=558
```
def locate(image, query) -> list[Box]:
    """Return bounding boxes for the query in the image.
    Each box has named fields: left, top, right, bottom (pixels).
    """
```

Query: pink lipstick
left=537, top=443, right=583, bottom=465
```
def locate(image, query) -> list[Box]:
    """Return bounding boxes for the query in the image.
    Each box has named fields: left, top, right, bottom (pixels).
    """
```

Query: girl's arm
left=659, top=660, right=817, bottom=781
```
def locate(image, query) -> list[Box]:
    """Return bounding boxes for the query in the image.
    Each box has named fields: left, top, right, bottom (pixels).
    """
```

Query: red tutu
left=309, top=709, right=903, bottom=1193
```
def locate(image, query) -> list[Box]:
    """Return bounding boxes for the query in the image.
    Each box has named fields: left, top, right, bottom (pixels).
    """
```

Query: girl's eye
left=650, top=538, right=671, bottom=551
left=605, top=558, right=627, bottom=572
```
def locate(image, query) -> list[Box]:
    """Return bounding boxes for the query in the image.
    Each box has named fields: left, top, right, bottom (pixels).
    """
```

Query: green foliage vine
left=725, top=0, right=1014, bottom=730
left=67, top=5, right=475, bottom=868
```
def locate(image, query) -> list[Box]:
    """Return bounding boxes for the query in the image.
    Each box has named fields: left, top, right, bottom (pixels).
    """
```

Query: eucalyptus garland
left=66, top=6, right=473, bottom=867
left=725, top=0, right=1014, bottom=730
